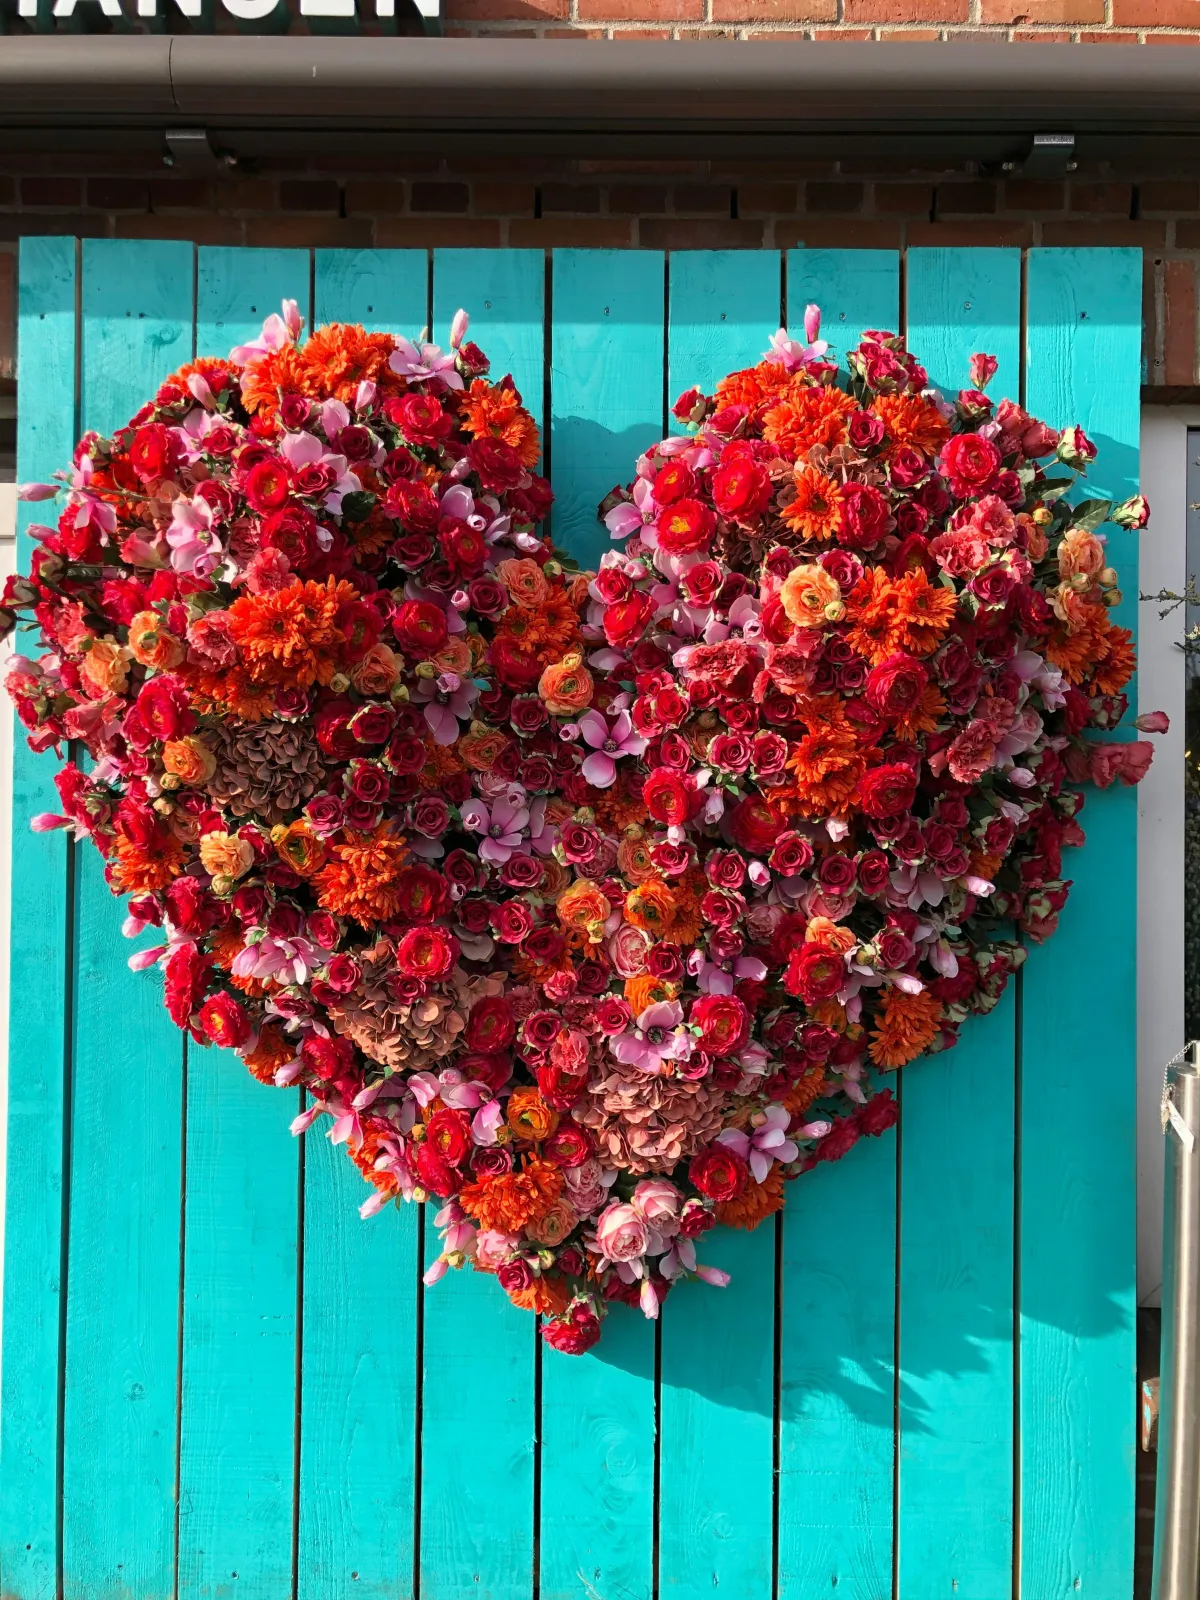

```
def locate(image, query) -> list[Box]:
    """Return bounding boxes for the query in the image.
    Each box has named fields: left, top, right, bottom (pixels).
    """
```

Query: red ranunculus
left=690, top=994, right=750, bottom=1058
left=855, top=762, right=918, bottom=819
left=785, top=942, right=846, bottom=1005
left=197, top=991, right=252, bottom=1049
left=689, top=1143, right=749, bottom=1202
left=711, top=458, right=771, bottom=523
left=395, top=925, right=457, bottom=981
left=642, top=769, right=694, bottom=827
left=655, top=498, right=716, bottom=556
left=392, top=599, right=448, bottom=658
left=942, top=432, right=1002, bottom=498
left=243, top=457, right=293, bottom=513
left=728, top=795, right=783, bottom=855
left=839, top=481, right=892, bottom=550
left=865, top=654, right=928, bottom=719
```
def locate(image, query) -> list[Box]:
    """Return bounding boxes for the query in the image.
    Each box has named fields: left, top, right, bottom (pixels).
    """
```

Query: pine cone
left=575, top=1060, right=727, bottom=1175
left=206, top=719, right=326, bottom=824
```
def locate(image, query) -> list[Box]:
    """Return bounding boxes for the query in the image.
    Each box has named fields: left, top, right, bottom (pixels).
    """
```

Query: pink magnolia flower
left=575, top=708, right=647, bottom=789
left=413, top=671, right=479, bottom=744
left=717, top=1104, right=799, bottom=1183
left=389, top=336, right=463, bottom=391
left=166, top=495, right=222, bottom=578
left=610, top=999, right=694, bottom=1074
left=460, top=792, right=530, bottom=865
left=230, top=298, right=302, bottom=364
left=764, top=309, right=828, bottom=372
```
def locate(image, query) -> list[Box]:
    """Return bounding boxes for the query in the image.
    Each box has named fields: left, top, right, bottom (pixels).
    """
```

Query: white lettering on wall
left=52, top=0, right=122, bottom=14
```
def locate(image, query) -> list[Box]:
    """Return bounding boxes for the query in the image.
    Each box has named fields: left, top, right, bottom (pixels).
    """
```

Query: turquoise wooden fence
left=1, top=239, right=1141, bottom=1600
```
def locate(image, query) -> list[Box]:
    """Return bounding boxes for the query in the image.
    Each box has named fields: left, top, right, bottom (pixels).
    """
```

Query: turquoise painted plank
left=62, top=240, right=193, bottom=1600
left=417, top=247, right=539, bottom=1600
left=779, top=250, right=900, bottom=1600
left=657, top=248, right=780, bottom=1600
left=433, top=249, right=545, bottom=437
left=296, top=250, right=425, bottom=1600
left=178, top=247, right=310, bottom=1600
left=0, top=236, right=77, bottom=1600
left=314, top=247, right=427, bottom=335
left=537, top=246, right=662, bottom=1600
left=789, top=248, right=902, bottom=377
left=907, top=246, right=1022, bottom=400
left=897, top=246, right=1020, bottom=1598
left=550, top=249, right=665, bottom=568
left=1021, top=248, right=1141, bottom=1599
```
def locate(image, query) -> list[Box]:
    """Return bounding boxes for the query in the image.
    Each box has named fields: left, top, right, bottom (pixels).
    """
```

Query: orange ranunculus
left=349, top=643, right=401, bottom=696
left=162, top=735, right=216, bottom=787
left=506, top=1273, right=573, bottom=1316
left=623, top=878, right=677, bottom=935
left=506, top=1087, right=559, bottom=1144
left=497, top=557, right=551, bottom=609
left=80, top=639, right=132, bottom=696
left=538, top=653, right=595, bottom=716
left=616, top=833, right=658, bottom=884
left=780, top=563, right=843, bottom=629
left=624, top=973, right=678, bottom=1014
left=128, top=610, right=186, bottom=670
left=557, top=879, right=612, bottom=937
left=458, top=726, right=510, bottom=772
left=272, top=820, right=326, bottom=877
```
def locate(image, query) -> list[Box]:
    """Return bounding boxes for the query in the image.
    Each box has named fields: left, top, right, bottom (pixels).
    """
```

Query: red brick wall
left=1, top=152, right=1198, bottom=389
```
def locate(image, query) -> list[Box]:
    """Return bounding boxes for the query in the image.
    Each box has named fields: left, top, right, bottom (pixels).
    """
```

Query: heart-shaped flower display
left=3, top=304, right=1162, bottom=1357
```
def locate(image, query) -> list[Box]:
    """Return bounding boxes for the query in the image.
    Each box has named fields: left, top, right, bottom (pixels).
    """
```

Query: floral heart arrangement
left=2, top=300, right=1161, bottom=1357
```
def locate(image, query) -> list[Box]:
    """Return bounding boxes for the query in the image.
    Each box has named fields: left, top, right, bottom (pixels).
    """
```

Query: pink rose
left=630, top=1179, right=682, bottom=1234
left=595, top=1202, right=649, bottom=1263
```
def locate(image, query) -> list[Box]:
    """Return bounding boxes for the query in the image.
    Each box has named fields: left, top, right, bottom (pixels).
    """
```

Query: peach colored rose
left=80, top=638, right=131, bottom=696
left=1058, top=527, right=1105, bottom=584
left=199, top=830, right=255, bottom=882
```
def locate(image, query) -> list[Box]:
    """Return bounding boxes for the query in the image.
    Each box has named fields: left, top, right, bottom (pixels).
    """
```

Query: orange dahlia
left=227, top=577, right=356, bottom=689
left=459, top=1157, right=565, bottom=1233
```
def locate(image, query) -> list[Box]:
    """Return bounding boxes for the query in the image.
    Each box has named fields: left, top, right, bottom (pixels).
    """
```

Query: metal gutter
left=0, top=37, right=1199, bottom=155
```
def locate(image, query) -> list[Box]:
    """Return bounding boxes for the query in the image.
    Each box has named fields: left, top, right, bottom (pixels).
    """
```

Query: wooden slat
left=536, top=247, right=664, bottom=1600
left=177, top=245, right=311, bottom=1600
left=898, top=247, right=1021, bottom=1597
left=297, top=249, right=427, bottom=1600
left=413, top=247, right=545, bottom=1600
left=778, top=248, right=900, bottom=1600
left=656, top=249, right=779, bottom=1600
left=1021, top=246, right=1141, bottom=1598
left=60, top=239, right=193, bottom=1600
left=550, top=248, right=666, bottom=570
left=0, top=235, right=78, bottom=1600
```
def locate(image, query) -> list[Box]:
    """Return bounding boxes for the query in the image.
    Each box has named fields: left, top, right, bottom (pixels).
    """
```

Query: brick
left=1165, top=259, right=1197, bottom=384
left=577, top=158, right=704, bottom=175
left=639, top=219, right=765, bottom=248
left=610, top=26, right=675, bottom=34
left=279, top=180, right=341, bottom=213
left=1144, top=29, right=1200, bottom=39
left=410, top=182, right=471, bottom=213
left=776, top=221, right=903, bottom=248
left=1078, top=28, right=1139, bottom=39
left=1141, top=181, right=1200, bottom=213
left=473, top=182, right=537, bottom=215
left=1002, top=179, right=1066, bottom=211
left=244, top=217, right=373, bottom=248
left=1042, top=219, right=1167, bottom=244
left=1070, top=181, right=1133, bottom=213
left=804, top=182, right=865, bottom=213
left=376, top=218, right=503, bottom=247
left=0, top=177, right=14, bottom=207
left=344, top=182, right=408, bottom=216
left=508, top=218, right=633, bottom=246
left=0, top=215, right=106, bottom=241
left=738, top=183, right=799, bottom=214
left=577, top=0, right=701, bottom=18
left=1011, top=26, right=1072, bottom=35
left=813, top=25, right=874, bottom=33
left=87, top=178, right=149, bottom=211
left=877, top=28, right=946, bottom=37
left=541, top=184, right=603, bottom=213
left=1144, top=253, right=1163, bottom=382
left=220, top=180, right=277, bottom=213
left=936, top=181, right=998, bottom=214
left=673, top=185, right=733, bottom=214
left=1114, top=0, right=1200, bottom=23
left=608, top=185, right=670, bottom=213
left=0, top=251, right=13, bottom=380
left=713, top=0, right=835, bottom=17
left=875, top=182, right=934, bottom=214
left=150, top=179, right=215, bottom=211
left=115, top=215, right=244, bottom=245
left=20, top=177, right=82, bottom=207
left=981, top=0, right=1101, bottom=18
left=907, top=220, right=1034, bottom=245
left=446, top=0, right=568, bottom=15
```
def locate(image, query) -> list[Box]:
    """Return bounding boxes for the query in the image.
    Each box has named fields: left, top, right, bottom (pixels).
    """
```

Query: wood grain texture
left=1020, top=247, right=1141, bottom=1600
left=657, top=249, right=780, bottom=1600
left=296, top=250, right=426, bottom=1600
left=178, top=247, right=310, bottom=1600
left=778, top=249, right=901, bottom=1600
left=550, top=249, right=665, bottom=569
left=61, top=240, right=193, bottom=1600
left=0, top=235, right=77, bottom=1600
left=898, top=246, right=1020, bottom=1598
left=416, top=247, right=541, bottom=1600
left=538, top=246, right=659, bottom=1600
left=433, top=249, right=544, bottom=434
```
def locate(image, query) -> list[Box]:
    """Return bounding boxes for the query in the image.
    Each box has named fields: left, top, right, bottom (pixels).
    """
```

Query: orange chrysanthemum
left=891, top=681, right=947, bottom=742
left=781, top=1065, right=830, bottom=1117
left=237, top=345, right=311, bottom=423
left=845, top=567, right=957, bottom=664
left=313, top=825, right=410, bottom=927
left=242, top=1023, right=293, bottom=1085
left=111, top=830, right=186, bottom=893
left=762, top=384, right=858, bottom=458
left=786, top=725, right=867, bottom=819
left=716, top=1166, right=786, bottom=1230
left=459, top=378, right=541, bottom=468
left=869, top=988, right=945, bottom=1069
left=459, top=1157, right=565, bottom=1233
left=493, top=591, right=579, bottom=662
left=227, top=577, right=356, bottom=689
left=1091, top=623, right=1136, bottom=696
left=300, top=324, right=398, bottom=405
left=783, top=466, right=846, bottom=543
left=713, top=359, right=793, bottom=412
left=872, top=392, right=952, bottom=459
left=505, top=1274, right=573, bottom=1316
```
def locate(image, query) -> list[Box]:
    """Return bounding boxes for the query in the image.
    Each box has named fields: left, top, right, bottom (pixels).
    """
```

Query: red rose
left=469, top=438, right=524, bottom=493
left=603, top=593, right=655, bottom=651
left=198, top=991, right=252, bottom=1049
left=466, top=995, right=517, bottom=1054
left=425, top=1107, right=472, bottom=1167
left=653, top=460, right=698, bottom=505
left=129, top=422, right=181, bottom=484
left=770, top=832, right=814, bottom=876
left=680, top=561, right=723, bottom=609
left=492, top=900, right=535, bottom=945
left=243, top=457, right=293, bottom=514
left=689, top=1143, right=748, bottom=1202
left=728, top=795, right=782, bottom=856
left=785, top=942, right=846, bottom=1005
left=655, top=498, right=716, bottom=556
left=855, top=762, right=918, bottom=820
left=395, top=925, right=457, bottom=981
left=642, top=769, right=695, bottom=827
left=839, top=482, right=892, bottom=551
left=857, top=850, right=892, bottom=896
left=865, top=654, right=928, bottom=720
left=413, top=1139, right=462, bottom=1197
left=942, top=432, right=1001, bottom=498
left=711, top=458, right=772, bottom=524
left=690, top=994, right=750, bottom=1058
left=385, top=393, right=454, bottom=447
left=136, top=674, right=194, bottom=741
left=393, top=599, right=448, bottom=658
left=542, top=1307, right=602, bottom=1355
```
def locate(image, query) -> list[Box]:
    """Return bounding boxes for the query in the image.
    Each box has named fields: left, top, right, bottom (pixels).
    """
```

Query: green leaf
left=1069, top=497, right=1113, bottom=533
left=340, top=490, right=376, bottom=524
